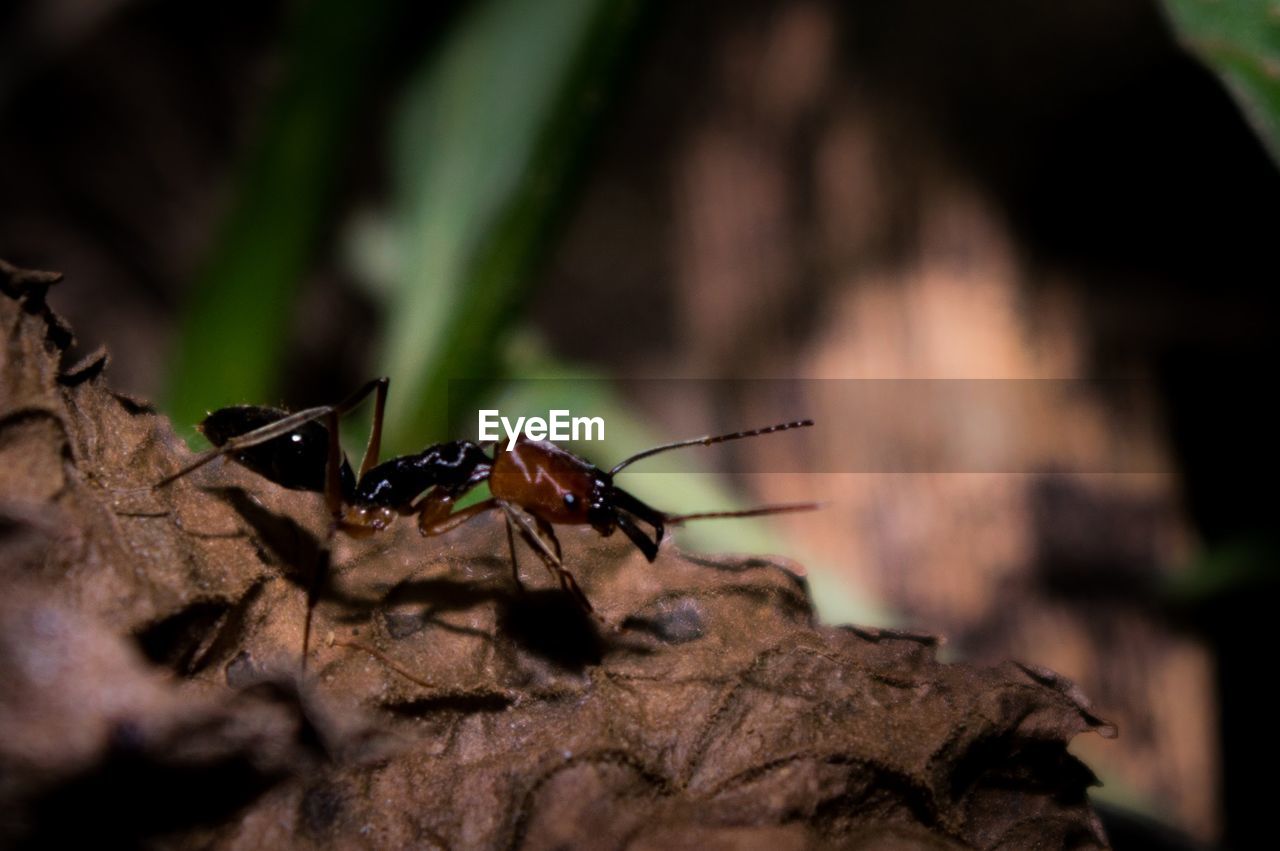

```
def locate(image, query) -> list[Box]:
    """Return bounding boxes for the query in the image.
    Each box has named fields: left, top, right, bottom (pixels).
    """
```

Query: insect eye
left=563, top=492, right=578, bottom=509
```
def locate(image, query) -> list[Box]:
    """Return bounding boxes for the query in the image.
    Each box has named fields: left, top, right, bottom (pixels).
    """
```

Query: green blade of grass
left=164, top=0, right=404, bottom=439
left=377, top=0, right=643, bottom=453
left=1162, top=0, right=1280, bottom=168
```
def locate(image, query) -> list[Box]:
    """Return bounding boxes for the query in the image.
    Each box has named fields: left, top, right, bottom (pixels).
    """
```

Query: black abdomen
left=355, top=441, right=491, bottom=508
left=200, top=405, right=356, bottom=497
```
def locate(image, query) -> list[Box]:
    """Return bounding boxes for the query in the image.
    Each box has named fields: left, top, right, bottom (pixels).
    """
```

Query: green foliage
left=1163, top=0, right=1280, bottom=167
left=1167, top=536, right=1280, bottom=602
left=164, top=0, right=403, bottom=438
left=1162, top=0, right=1280, bottom=600
left=378, top=0, right=642, bottom=453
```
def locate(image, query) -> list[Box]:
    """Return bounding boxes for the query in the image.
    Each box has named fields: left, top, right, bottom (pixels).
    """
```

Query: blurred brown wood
left=537, top=1, right=1233, bottom=840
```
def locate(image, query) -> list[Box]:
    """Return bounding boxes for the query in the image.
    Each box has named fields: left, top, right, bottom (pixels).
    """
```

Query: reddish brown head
left=489, top=437, right=667, bottom=557
left=489, top=438, right=604, bottom=526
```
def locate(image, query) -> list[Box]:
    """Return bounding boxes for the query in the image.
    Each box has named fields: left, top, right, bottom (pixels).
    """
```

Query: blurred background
left=2, top=0, right=1276, bottom=847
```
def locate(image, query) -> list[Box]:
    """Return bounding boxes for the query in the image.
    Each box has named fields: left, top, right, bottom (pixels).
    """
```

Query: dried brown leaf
left=0, top=262, right=1114, bottom=849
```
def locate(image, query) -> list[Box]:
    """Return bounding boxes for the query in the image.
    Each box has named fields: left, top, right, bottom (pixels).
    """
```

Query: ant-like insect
left=158, top=378, right=814, bottom=662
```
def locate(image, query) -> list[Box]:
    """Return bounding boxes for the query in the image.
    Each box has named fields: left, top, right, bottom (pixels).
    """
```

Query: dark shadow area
left=1096, top=801, right=1214, bottom=851
left=951, top=735, right=1097, bottom=802
left=135, top=599, right=232, bottom=672
left=13, top=725, right=284, bottom=850
left=213, top=486, right=325, bottom=587
left=236, top=677, right=331, bottom=757
left=497, top=590, right=604, bottom=672
left=384, top=691, right=515, bottom=717
left=1028, top=474, right=1169, bottom=601
left=847, top=0, right=1280, bottom=296
left=134, top=581, right=266, bottom=678
left=350, top=575, right=509, bottom=640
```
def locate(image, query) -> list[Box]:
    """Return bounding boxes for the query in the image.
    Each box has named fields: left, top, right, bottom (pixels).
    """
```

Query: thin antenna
left=664, top=501, right=822, bottom=524
left=609, top=419, right=813, bottom=476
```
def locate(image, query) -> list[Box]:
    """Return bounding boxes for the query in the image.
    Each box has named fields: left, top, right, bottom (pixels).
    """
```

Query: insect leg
left=614, top=511, right=661, bottom=562
left=356, top=377, right=389, bottom=479
left=503, top=511, right=526, bottom=591
left=532, top=515, right=563, bottom=564
left=500, top=503, right=595, bottom=614
left=300, top=406, right=351, bottom=673
left=414, top=494, right=531, bottom=595
left=300, top=546, right=329, bottom=674
left=306, top=377, right=386, bottom=672
left=416, top=494, right=499, bottom=537
left=324, top=410, right=346, bottom=521
left=533, top=519, right=592, bottom=611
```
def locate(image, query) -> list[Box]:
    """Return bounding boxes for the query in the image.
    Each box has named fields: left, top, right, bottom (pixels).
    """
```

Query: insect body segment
left=489, top=438, right=600, bottom=524
left=200, top=405, right=355, bottom=496
left=353, top=442, right=492, bottom=508
left=488, top=438, right=671, bottom=562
